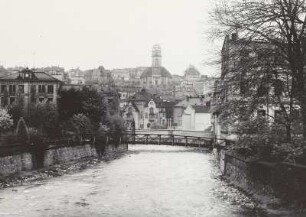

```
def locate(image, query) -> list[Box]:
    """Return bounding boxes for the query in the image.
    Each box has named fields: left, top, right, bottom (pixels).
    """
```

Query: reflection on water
left=0, top=145, right=268, bottom=217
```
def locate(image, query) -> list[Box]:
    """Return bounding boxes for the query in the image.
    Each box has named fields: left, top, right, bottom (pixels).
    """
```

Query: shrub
left=106, top=114, right=126, bottom=135
left=16, top=117, right=29, bottom=140
left=0, top=107, right=13, bottom=134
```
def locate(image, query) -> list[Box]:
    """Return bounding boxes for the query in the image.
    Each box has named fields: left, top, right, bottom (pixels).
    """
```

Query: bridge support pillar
left=158, top=135, right=161, bottom=145
left=185, top=136, right=188, bottom=146
left=172, top=135, right=174, bottom=146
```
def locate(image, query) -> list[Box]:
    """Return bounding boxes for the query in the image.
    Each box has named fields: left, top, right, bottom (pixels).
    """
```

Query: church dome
left=184, top=65, right=200, bottom=77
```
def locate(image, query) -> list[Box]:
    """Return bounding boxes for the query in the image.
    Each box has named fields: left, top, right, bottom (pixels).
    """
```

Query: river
left=0, top=145, right=270, bottom=216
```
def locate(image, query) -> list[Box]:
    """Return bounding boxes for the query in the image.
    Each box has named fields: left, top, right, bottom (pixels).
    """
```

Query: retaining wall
left=214, top=148, right=306, bottom=204
left=0, top=142, right=128, bottom=177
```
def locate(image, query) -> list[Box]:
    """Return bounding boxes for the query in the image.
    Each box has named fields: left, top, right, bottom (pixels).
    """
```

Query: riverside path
left=0, top=145, right=274, bottom=217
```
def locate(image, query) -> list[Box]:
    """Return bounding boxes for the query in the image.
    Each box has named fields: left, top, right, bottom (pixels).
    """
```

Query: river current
left=0, top=145, right=266, bottom=217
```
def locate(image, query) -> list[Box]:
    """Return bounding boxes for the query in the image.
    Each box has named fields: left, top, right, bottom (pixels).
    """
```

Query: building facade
left=140, top=45, right=172, bottom=89
left=0, top=68, right=61, bottom=106
left=122, top=89, right=169, bottom=130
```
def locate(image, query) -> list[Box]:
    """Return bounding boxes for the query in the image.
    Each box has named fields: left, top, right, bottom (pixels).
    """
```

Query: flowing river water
left=0, top=145, right=279, bottom=217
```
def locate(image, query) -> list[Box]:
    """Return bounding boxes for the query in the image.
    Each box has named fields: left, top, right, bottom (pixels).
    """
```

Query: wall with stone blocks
left=0, top=143, right=128, bottom=177
left=214, top=148, right=306, bottom=204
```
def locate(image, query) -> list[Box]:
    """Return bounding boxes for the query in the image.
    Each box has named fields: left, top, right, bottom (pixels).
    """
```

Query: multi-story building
left=122, top=89, right=169, bottom=130
left=173, top=96, right=211, bottom=130
left=0, top=68, right=61, bottom=106
left=140, top=45, right=172, bottom=89
left=67, top=68, right=85, bottom=85
left=211, top=33, right=289, bottom=140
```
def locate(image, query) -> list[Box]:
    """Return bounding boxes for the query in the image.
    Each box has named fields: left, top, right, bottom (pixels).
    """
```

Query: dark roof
left=131, top=101, right=139, bottom=113
left=130, top=89, right=152, bottom=101
left=192, top=105, right=210, bottom=113
left=174, top=97, right=206, bottom=108
left=0, top=69, right=61, bottom=82
left=140, top=66, right=172, bottom=79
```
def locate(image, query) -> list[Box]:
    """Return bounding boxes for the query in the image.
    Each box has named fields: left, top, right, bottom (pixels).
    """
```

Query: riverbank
left=0, top=150, right=126, bottom=189
left=214, top=148, right=306, bottom=216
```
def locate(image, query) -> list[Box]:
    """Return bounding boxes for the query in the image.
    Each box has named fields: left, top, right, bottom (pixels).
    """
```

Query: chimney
left=231, top=33, right=238, bottom=41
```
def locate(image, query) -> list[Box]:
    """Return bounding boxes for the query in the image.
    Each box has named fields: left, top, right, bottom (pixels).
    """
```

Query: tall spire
left=152, top=44, right=162, bottom=67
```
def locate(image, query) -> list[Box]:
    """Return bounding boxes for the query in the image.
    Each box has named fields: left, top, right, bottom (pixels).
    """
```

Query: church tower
left=152, top=44, right=162, bottom=67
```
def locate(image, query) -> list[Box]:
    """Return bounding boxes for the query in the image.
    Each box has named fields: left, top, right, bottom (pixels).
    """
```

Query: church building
left=140, top=45, right=172, bottom=88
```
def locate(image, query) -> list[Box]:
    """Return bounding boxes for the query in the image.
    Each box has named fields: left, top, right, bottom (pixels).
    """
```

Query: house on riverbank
left=0, top=68, right=61, bottom=106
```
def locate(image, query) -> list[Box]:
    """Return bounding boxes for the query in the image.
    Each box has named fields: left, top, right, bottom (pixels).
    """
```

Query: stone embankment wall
left=214, top=148, right=306, bottom=204
left=0, top=142, right=128, bottom=177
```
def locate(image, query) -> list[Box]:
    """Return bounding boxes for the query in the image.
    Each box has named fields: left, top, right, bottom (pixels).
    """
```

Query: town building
left=173, top=96, right=211, bottom=130
left=67, top=68, right=85, bottom=85
left=140, top=45, right=172, bottom=89
left=211, top=33, right=288, bottom=140
left=122, top=89, right=169, bottom=130
left=0, top=68, right=61, bottom=106
left=182, top=105, right=211, bottom=131
left=35, top=66, right=65, bottom=82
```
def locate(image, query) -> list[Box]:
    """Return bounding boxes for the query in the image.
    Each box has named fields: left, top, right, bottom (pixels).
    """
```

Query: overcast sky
left=0, top=0, right=221, bottom=76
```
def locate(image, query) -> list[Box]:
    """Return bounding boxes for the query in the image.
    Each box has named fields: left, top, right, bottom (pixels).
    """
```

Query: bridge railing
left=124, top=131, right=236, bottom=149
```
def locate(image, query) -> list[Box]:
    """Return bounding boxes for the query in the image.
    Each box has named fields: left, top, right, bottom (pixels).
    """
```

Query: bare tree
left=211, top=0, right=306, bottom=151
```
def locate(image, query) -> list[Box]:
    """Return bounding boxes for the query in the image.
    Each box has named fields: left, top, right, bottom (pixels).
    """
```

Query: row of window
left=0, top=84, right=54, bottom=94
left=0, top=96, right=54, bottom=105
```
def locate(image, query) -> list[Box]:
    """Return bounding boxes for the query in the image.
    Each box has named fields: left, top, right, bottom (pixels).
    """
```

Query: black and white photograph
left=0, top=0, right=305, bottom=216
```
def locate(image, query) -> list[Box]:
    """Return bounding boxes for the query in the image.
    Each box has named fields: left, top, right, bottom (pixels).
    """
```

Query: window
left=257, top=84, right=269, bottom=97
left=47, top=98, right=53, bottom=103
left=9, top=97, right=15, bottom=104
left=31, top=85, right=36, bottom=93
left=240, top=81, right=247, bottom=94
left=257, top=109, right=266, bottom=117
left=147, top=123, right=151, bottom=128
left=9, top=85, right=16, bottom=94
left=38, top=85, right=45, bottom=93
left=274, top=110, right=282, bottom=122
left=149, top=107, right=154, bottom=114
left=39, top=97, right=45, bottom=103
left=18, top=85, right=24, bottom=93
left=1, top=85, right=6, bottom=93
left=47, top=85, right=54, bottom=94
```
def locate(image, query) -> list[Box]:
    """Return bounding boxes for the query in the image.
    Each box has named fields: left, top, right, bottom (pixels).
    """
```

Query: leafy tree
left=28, top=103, right=59, bottom=137
left=58, top=87, right=107, bottom=130
left=0, top=107, right=13, bottom=133
left=70, top=114, right=93, bottom=134
left=105, top=114, right=126, bottom=144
